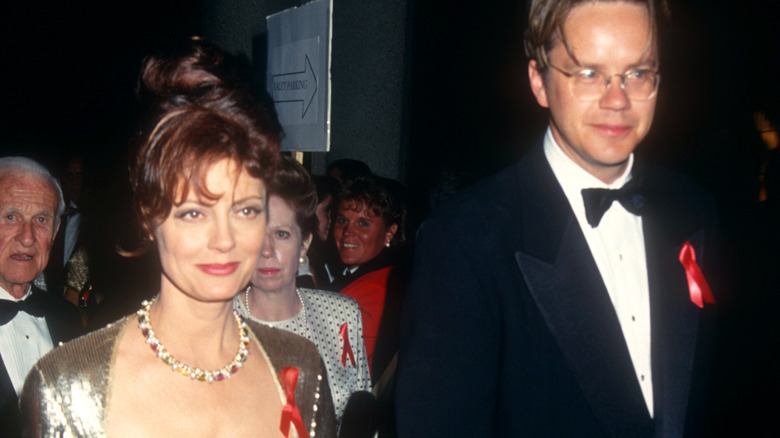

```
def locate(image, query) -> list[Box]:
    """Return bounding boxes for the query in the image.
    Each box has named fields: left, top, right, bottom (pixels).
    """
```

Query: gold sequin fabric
left=20, top=315, right=336, bottom=437
left=65, top=247, right=89, bottom=292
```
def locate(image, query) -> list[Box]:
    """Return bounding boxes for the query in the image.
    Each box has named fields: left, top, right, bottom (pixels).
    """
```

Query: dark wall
left=2, top=1, right=202, bottom=166
left=5, top=1, right=777, bottom=201
left=203, top=0, right=413, bottom=181
left=407, top=0, right=779, bottom=192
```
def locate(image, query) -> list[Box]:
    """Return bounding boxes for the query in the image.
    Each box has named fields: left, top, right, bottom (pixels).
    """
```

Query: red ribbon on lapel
left=340, top=322, right=356, bottom=368
left=280, top=367, right=308, bottom=438
left=678, top=241, right=714, bottom=308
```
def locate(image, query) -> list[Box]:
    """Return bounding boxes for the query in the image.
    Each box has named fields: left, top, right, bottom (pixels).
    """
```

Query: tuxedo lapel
left=0, top=359, right=21, bottom=436
left=0, top=359, right=15, bottom=408
left=513, top=148, right=652, bottom=437
left=645, top=228, right=701, bottom=438
left=640, top=165, right=707, bottom=437
left=36, top=288, right=82, bottom=345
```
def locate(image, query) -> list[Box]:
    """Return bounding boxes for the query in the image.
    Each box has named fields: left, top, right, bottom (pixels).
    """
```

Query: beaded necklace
left=137, top=298, right=250, bottom=383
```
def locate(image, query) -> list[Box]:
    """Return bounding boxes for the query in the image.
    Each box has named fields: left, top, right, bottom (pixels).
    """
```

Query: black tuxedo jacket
left=0, top=286, right=83, bottom=437
left=395, top=145, right=718, bottom=437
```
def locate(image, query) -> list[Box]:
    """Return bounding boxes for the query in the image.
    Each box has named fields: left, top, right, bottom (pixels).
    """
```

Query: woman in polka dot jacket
left=235, top=156, right=371, bottom=424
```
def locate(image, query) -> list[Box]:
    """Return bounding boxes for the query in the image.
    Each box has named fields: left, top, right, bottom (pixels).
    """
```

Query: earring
left=299, top=255, right=307, bottom=265
left=385, top=242, right=391, bottom=248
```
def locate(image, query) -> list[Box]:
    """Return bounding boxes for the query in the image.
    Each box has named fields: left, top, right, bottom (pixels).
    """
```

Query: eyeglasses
left=547, top=64, right=660, bottom=102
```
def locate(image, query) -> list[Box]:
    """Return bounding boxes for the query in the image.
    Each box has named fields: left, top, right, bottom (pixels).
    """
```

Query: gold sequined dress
left=19, top=315, right=336, bottom=437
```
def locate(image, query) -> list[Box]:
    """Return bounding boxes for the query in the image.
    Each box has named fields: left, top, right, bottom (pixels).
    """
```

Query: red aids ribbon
left=340, top=322, right=356, bottom=368
left=678, top=241, right=715, bottom=308
left=280, top=367, right=308, bottom=438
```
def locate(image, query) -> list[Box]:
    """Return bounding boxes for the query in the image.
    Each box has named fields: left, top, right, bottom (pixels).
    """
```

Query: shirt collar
left=342, top=266, right=359, bottom=276
left=0, top=284, right=32, bottom=302
left=543, top=127, right=635, bottom=221
left=543, top=126, right=634, bottom=192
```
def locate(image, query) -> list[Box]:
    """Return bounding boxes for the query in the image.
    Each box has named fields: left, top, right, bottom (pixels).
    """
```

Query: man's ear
left=528, top=60, right=550, bottom=108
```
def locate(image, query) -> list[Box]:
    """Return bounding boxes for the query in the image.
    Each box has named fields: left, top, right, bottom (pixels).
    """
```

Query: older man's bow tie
left=0, top=294, right=46, bottom=325
left=581, top=178, right=646, bottom=227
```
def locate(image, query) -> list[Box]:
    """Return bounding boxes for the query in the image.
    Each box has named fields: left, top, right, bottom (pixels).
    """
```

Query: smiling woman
left=19, top=37, right=336, bottom=438
left=154, top=159, right=266, bottom=302
left=329, top=175, right=408, bottom=388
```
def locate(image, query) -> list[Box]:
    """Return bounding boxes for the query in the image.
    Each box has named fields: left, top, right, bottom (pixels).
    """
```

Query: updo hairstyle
left=127, top=37, right=281, bottom=253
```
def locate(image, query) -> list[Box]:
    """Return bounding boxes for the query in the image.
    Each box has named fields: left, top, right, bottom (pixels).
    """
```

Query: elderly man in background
left=0, top=156, right=82, bottom=436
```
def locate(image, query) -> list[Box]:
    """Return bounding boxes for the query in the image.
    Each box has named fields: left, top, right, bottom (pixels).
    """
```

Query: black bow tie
left=581, top=177, right=646, bottom=227
left=0, top=293, right=47, bottom=325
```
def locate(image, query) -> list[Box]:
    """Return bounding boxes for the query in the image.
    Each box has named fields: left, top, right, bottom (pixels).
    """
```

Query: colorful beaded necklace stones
left=137, top=298, right=250, bottom=383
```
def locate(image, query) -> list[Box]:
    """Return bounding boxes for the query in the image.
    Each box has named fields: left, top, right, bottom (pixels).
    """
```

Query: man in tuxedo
left=396, top=1, right=717, bottom=437
left=0, top=157, right=82, bottom=435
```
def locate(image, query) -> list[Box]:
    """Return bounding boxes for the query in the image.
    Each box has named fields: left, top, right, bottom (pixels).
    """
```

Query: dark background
left=2, top=0, right=202, bottom=166
left=3, top=1, right=778, bottom=185
left=2, top=0, right=778, bottom=435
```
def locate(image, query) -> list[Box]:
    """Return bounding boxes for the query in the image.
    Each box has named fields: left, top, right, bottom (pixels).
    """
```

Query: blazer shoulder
left=32, top=286, right=79, bottom=316
left=641, top=162, right=718, bottom=234
left=641, top=161, right=714, bottom=202
left=246, top=321, right=337, bottom=437
left=345, top=266, right=394, bottom=290
left=300, top=287, right=360, bottom=310
left=298, top=288, right=363, bottom=332
left=33, top=286, right=84, bottom=343
left=426, top=163, right=526, bottom=229
left=247, top=321, right=321, bottom=370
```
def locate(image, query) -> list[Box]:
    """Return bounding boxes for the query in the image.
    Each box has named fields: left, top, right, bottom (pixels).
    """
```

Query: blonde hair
left=524, top=0, right=670, bottom=70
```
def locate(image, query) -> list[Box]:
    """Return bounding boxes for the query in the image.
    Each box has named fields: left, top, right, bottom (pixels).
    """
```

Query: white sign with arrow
left=267, top=0, right=332, bottom=152
left=271, top=40, right=319, bottom=124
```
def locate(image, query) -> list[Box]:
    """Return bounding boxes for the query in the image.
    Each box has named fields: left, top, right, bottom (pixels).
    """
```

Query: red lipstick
left=196, top=262, right=240, bottom=276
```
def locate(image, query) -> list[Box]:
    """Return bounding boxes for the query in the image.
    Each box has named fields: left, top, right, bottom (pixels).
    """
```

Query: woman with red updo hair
left=21, top=38, right=335, bottom=438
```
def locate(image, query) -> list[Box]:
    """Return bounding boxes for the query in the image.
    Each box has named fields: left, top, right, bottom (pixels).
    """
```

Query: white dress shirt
left=0, top=286, right=54, bottom=396
left=543, top=128, right=654, bottom=416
